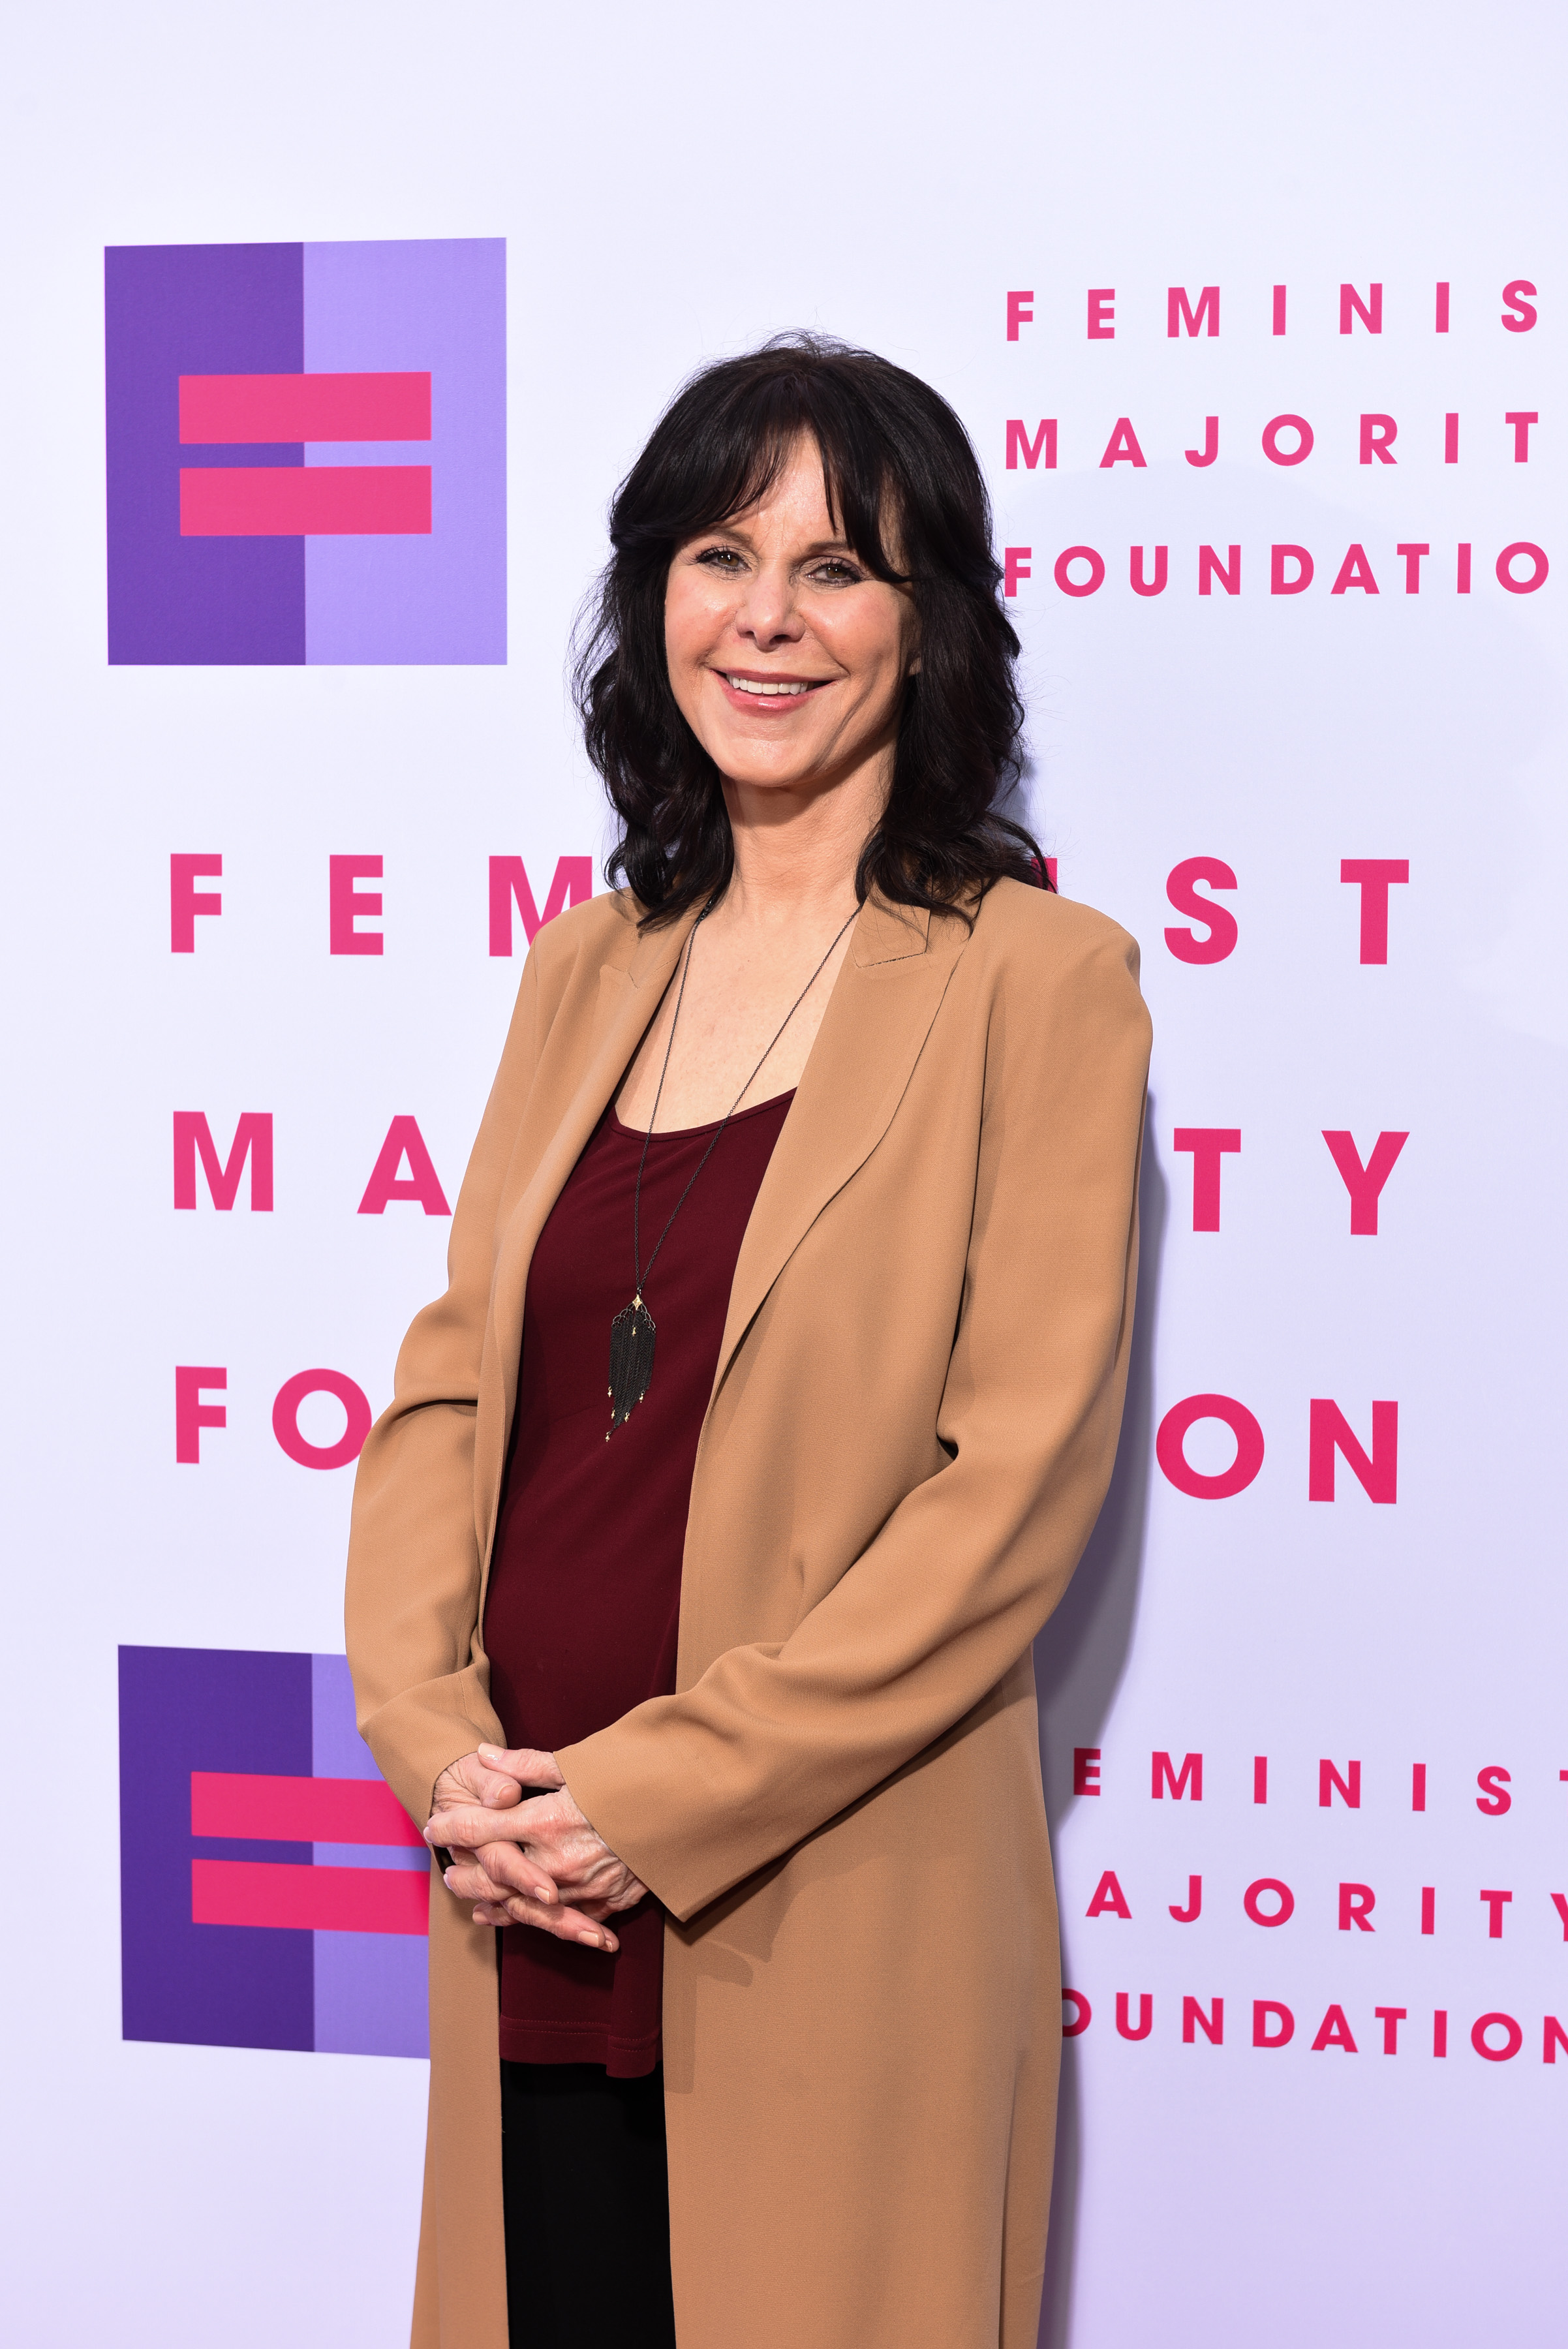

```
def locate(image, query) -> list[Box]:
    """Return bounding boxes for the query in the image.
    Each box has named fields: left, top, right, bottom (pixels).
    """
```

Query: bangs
left=616, top=358, right=906, bottom=583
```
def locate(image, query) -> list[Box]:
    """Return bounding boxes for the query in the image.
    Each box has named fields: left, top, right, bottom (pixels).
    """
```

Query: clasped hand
left=425, top=1746, right=647, bottom=1953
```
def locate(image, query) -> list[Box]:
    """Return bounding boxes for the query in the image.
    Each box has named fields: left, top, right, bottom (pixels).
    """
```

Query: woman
left=346, top=334, right=1150, bottom=2349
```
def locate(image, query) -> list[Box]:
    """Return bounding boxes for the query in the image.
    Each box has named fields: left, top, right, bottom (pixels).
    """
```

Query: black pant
left=501, top=2061, right=677, bottom=2348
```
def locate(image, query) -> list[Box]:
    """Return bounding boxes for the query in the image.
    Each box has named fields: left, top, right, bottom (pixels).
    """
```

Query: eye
left=695, top=544, right=746, bottom=571
left=808, top=557, right=864, bottom=585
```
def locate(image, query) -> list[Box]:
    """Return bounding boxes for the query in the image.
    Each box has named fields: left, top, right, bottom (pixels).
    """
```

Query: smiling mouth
left=720, top=672, right=829, bottom=698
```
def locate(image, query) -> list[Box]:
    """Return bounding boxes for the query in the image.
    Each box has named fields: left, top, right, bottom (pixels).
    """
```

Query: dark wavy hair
left=574, top=333, right=1046, bottom=927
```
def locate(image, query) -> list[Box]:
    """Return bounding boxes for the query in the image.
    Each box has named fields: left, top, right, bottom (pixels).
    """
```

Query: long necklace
left=606, top=902, right=858, bottom=1437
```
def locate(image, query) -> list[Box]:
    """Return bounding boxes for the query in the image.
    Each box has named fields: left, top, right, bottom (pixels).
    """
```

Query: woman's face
left=663, top=435, right=917, bottom=802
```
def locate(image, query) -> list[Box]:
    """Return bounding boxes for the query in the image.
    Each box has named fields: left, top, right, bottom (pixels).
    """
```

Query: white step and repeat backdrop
left=2, top=3, right=1563, bottom=2343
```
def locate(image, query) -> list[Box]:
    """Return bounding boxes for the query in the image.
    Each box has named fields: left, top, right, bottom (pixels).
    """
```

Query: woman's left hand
left=426, top=1743, right=649, bottom=1943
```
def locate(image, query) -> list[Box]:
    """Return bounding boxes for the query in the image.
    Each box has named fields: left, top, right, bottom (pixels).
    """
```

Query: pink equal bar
left=190, top=1770, right=425, bottom=1846
left=179, top=465, right=431, bottom=535
left=191, top=1858, right=429, bottom=1935
left=178, top=371, right=431, bottom=442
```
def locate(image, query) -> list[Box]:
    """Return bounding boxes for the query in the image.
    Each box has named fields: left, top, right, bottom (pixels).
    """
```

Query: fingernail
left=443, top=1870, right=455, bottom=1888
left=577, top=1931, right=603, bottom=1948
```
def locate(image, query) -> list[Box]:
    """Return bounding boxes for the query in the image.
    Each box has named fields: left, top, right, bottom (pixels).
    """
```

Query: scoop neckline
left=610, top=1087, right=795, bottom=1142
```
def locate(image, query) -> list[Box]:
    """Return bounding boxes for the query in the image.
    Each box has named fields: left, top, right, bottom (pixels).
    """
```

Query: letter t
left=1340, top=859, right=1410, bottom=962
left=1173, top=1128, right=1242, bottom=1231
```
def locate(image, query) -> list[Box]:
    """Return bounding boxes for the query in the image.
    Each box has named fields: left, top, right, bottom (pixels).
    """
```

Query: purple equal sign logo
left=118, top=1646, right=429, bottom=2059
left=104, top=238, right=506, bottom=665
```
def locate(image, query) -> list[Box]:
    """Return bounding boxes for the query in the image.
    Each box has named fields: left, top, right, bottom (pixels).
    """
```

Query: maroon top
left=484, top=1088, right=793, bottom=2076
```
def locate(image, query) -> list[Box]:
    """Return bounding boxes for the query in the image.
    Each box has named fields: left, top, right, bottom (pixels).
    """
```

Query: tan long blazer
left=346, top=877, right=1150, bottom=2349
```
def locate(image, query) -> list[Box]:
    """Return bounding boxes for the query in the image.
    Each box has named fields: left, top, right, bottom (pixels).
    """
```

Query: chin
left=703, top=735, right=814, bottom=786
left=718, top=758, right=821, bottom=795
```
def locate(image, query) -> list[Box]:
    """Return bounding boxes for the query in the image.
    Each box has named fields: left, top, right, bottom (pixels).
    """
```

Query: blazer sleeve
left=557, top=921, right=1151, bottom=1922
left=343, top=951, right=544, bottom=1832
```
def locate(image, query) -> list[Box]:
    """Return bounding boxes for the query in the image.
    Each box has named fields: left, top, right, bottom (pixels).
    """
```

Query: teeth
left=726, top=675, right=814, bottom=696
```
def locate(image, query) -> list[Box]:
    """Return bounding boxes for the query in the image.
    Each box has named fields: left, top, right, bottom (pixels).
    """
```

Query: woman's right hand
left=429, top=1749, right=623, bottom=1952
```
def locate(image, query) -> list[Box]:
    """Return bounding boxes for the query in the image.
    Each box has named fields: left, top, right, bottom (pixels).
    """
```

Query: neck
left=716, top=754, right=889, bottom=934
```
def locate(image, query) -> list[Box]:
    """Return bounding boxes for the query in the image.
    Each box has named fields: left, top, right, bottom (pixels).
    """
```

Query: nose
left=733, top=559, right=805, bottom=651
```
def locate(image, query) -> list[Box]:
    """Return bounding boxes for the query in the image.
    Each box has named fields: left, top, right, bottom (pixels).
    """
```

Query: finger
left=435, top=1757, right=525, bottom=1813
left=442, top=1856, right=508, bottom=1904
left=470, top=1893, right=619, bottom=1950
left=443, top=1852, right=559, bottom=1909
left=442, top=1848, right=557, bottom=1908
left=470, top=1898, right=613, bottom=1942
left=425, top=1794, right=557, bottom=1851
left=455, top=1763, right=527, bottom=1811
left=469, top=1769, right=525, bottom=1809
left=476, top=1745, right=565, bottom=1792
left=471, top=1838, right=563, bottom=1906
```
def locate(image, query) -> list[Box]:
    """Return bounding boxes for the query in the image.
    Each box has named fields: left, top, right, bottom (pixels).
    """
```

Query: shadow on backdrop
left=1034, top=1101, right=1167, bottom=2349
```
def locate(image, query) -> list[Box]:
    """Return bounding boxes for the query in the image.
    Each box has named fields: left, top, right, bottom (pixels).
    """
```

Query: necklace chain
left=629, top=899, right=859, bottom=1303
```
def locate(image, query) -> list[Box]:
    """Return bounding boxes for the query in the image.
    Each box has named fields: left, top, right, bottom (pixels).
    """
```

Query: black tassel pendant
left=607, top=1293, right=657, bottom=1436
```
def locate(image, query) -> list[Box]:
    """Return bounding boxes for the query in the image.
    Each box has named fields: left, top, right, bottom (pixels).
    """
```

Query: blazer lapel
left=713, top=897, right=969, bottom=1397
left=473, top=893, right=970, bottom=1574
left=473, top=907, right=699, bottom=1573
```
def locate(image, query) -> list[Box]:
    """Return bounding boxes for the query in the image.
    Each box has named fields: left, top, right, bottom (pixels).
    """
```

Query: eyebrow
left=696, top=526, right=857, bottom=557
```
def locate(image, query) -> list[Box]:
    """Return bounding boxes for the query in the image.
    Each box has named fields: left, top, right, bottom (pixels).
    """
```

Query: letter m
left=1152, top=1751, right=1203, bottom=1801
left=489, top=855, right=593, bottom=957
left=1168, top=286, right=1219, bottom=337
left=1006, top=419, right=1057, bottom=472
left=173, top=1113, right=273, bottom=1211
